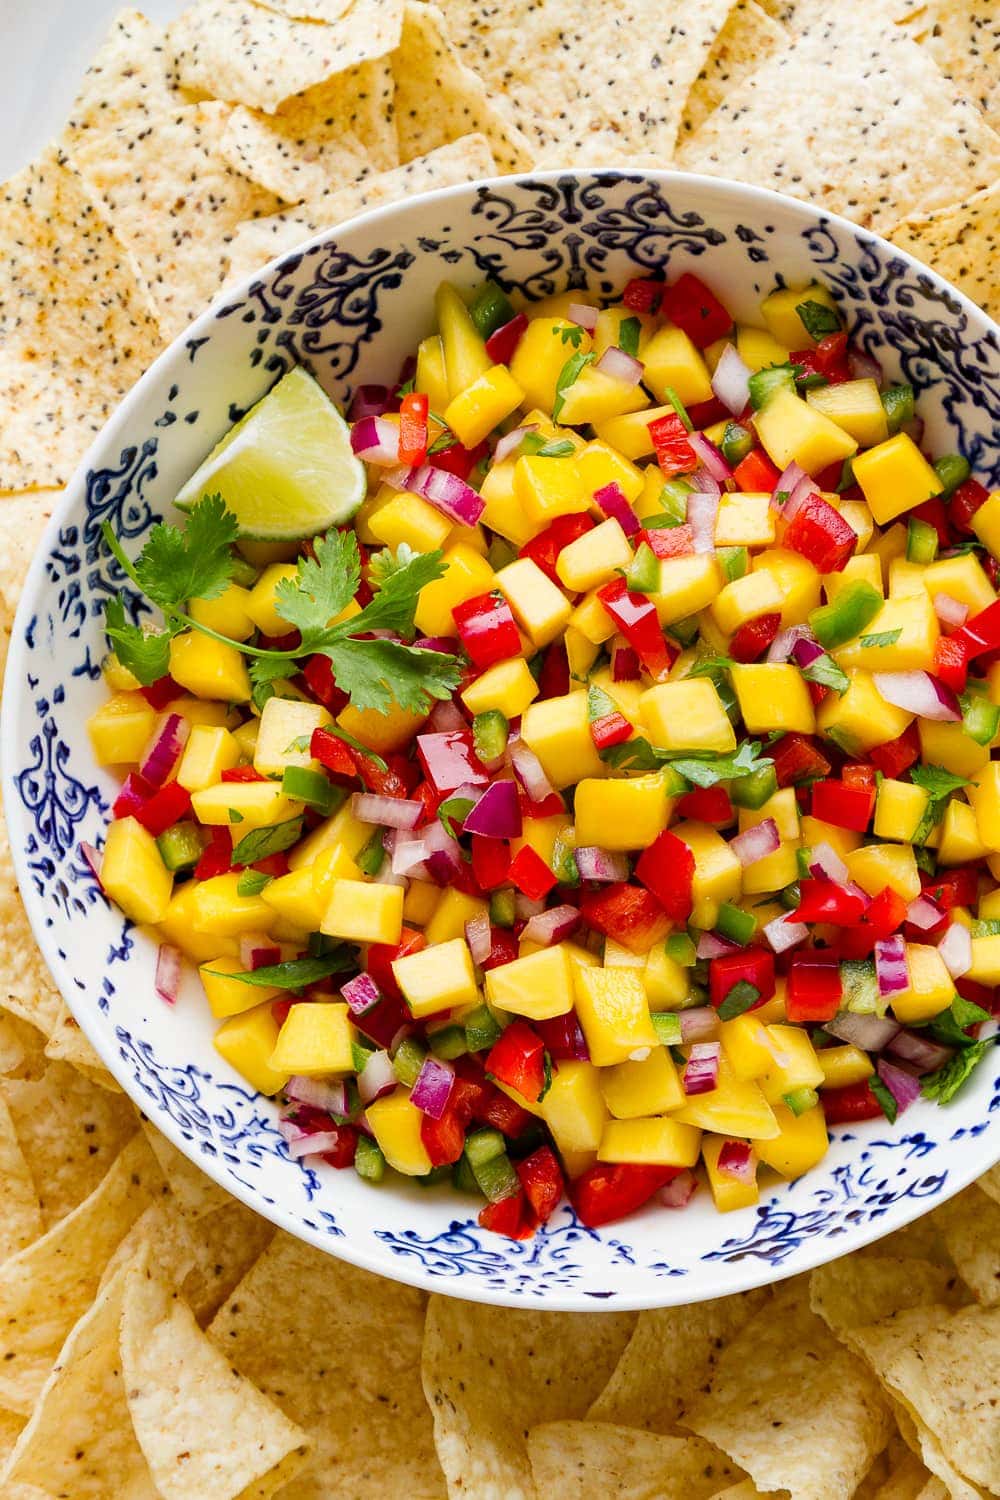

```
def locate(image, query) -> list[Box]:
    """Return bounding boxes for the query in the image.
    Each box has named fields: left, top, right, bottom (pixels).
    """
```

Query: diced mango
left=495, top=556, right=572, bottom=648
left=556, top=519, right=632, bottom=593
left=600, top=1047, right=684, bottom=1118
left=817, top=669, right=913, bottom=753
left=576, top=440, right=645, bottom=503
left=479, top=460, right=540, bottom=547
left=101, top=652, right=141, bottom=692
left=337, top=698, right=427, bottom=756
left=99, top=816, right=173, bottom=924
left=673, top=820, right=742, bottom=930
left=835, top=592, right=938, bottom=672
left=741, top=838, right=800, bottom=897
left=721, top=1013, right=777, bottom=1080
left=514, top=454, right=588, bottom=527
left=415, top=333, right=450, bottom=410
left=414, top=544, right=495, bottom=638
left=268, top=1001, right=354, bottom=1076
left=874, top=778, right=929, bottom=843
left=817, top=1044, right=874, bottom=1089
left=175, top=724, right=241, bottom=792
left=824, top=553, right=883, bottom=602
left=253, top=697, right=332, bottom=777
left=574, top=772, right=674, bottom=851
left=752, top=548, right=822, bottom=626
left=566, top=627, right=600, bottom=680
left=642, top=945, right=693, bottom=1010
left=711, top=570, right=785, bottom=635
left=557, top=364, right=649, bottom=426
left=540, top=1060, right=608, bottom=1154
left=168, top=631, right=251, bottom=703
left=461, top=656, right=539, bottom=719
left=924, top=552, right=996, bottom=617
left=572, top=966, right=658, bottom=1066
left=936, top=799, right=988, bottom=865
left=402, top=879, right=439, bottom=927
left=510, top=318, right=591, bottom=413
left=641, top=678, right=736, bottom=753
left=321, top=880, right=403, bottom=945
left=641, top=325, right=713, bottom=406
left=159, top=884, right=239, bottom=964
left=190, top=781, right=300, bottom=829
left=760, top=282, right=840, bottom=346
left=393, top=937, right=478, bottom=1018
left=652, top=554, right=722, bottom=626
left=758, top=1025, right=825, bottom=1105
left=366, top=1089, right=434, bottom=1175
left=436, top=282, right=491, bottom=398
left=521, top=691, right=605, bottom=789
left=485, top=943, right=575, bottom=1021
left=424, top=888, right=489, bottom=947
left=891, top=943, right=955, bottom=1023
left=967, top=934, right=1000, bottom=985
left=290, top=800, right=372, bottom=871
left=190, top=581, right=256, bottom=642
left=368, top=492, right=452, bottom=553
left=736, top=324, right=790, bottom=371
left=594, top=404, right=675, bottom=461
left=846, top=842, right=920, bottom=903
left=754, top=387, right=857, bottom=477
left=702, top=1137, right=760, bottom=1211
left=919, top=719, right=990, bottom=779
left=198, top=954, right=278, bottom=1017
left=244, top=563, right=299, bottom=637
left=214, top=1004, right=287, bottom=1096
left=88, top=692, right=158, bottom=766
left=852, top=432, right=942, bottom=526
left=806, top=379, right=888, bottom=448
left=731, top=664, right=815, bottom=734
left=755, top=1104, right=828, bottom=1179
left=672, top=1053, right=779, bottom=1139
left=444, top=364, right=524, bottom=448
left=715, top=493, right=776, bottom=548
left=261, top=868, right=326, bottom=933
left=598, top=1117, right=702, bottom=1168
left=967, top=762, right=1000, bottom=849
left=190, top=872, right=275, bottom=937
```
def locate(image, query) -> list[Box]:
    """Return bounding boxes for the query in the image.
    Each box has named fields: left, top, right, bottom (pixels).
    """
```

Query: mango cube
left=852, top=432, right=942, bottom=526
left=731, top=664, right=815, bottom=734
left=540, top=1060, right=608, bottom=1154
left=758, top=1025, right=825, bottom=1105
left=513, top=454, right=588, bottom=526
left=715, top=493, right=775, bottom=548
left=720, top=1013, right=776, bottom=1080
left=495, top=557, right=572, bottom=648
left=672, top=1053, right=779, bottom=1139
left=424, top=888, right=489, bottom=947
left=967, top=762, right=1000, bottom=848
left=824, top=553, right=883, bottom=602
left=368, top=492, right=452, bottom=553
left=190, top=581, right=255, bottom=641
left=594, top=403, right=677, bottom=461
left=337, top=698, right=428, bottom=756
left=88, top=692, right=158, bottom=766
left=752, top=548, right=822, bottom=626
left=479, top=460, right=540, bottom=547
left=414, top=544, right=495, bottom=638
left=557, top=364, right=649, bottom=426
left=599, top=1047, right=684, bottom=1119
left=99, top=816, right=173, bottom=925
left=924, top=552, right=996, bottom=617
left=701, top=1137, right=760, bottom=1212
left=190, top=872, right=275, bottom=937
left=641, top=679, right=736, bottom=753
left=436, top=282, right=491, bottom=397
left=891, top=943, right=957, bottom=1023
left=444, top=364, right=524, bottom=448
left=652, top=554, right=721, bottom=625
left=521, top=691, right=605, bottom=789
left=244, top=563, right=299, bottom=636
left=846, top=841, right=920, bottom=903
left=268, top=1001, right=355, bottom=1076
left=572, top=967, right=658, bottom=1066
left=159, top=884, right=239, bottom=965
left=556, top=519, right=632, bottom=593
left=510, top=318, right=591, bottom=413
left=754, top=387, right=857, bottom=477
left=835, top=592, right=938, bottom=672
left=760, top=282, right=840, bottom=346
left=198, top=954, right=279, bottom=1018
left=711, top=571, right=784, bottom=636
left=643, top=945, right=693, bottom=1010
left=576, top=440, right=644, bottom=503
left=598, top=1117, right=702, bottom=1168
left=290, top=800, right=372, bottom=870
left=415, top=333, right=449, bottom=410
left=175, top=724, right=241, bottom=792
left=967, top=934, right=1000, bottom=985
left=461, top=656, right=539, bottom=718
left=484, top=943, right=575, bottom=1020
left=261, top=868, right=326, bottom=933
left=393, top=937, right=478, bottom=1019
left=214, top=1004, right=288, bottom=1095
left=755, top=1104, right=828, bottom=1179
left=321, top=880, right=403, bottom=945
left=365, top=1089, right=433, bottom=1176
left=673, top=820, right=742, bottom=929
left=817, top=669, right=913, bottom=753
left=874, top=779, right=929, bottom=843
left=574, top=772, right=674, bottom=851
left=253, top=697, right=332, bottom=777
left=641, top=325, right=713, bottom=406
left=190, top=781, right=300, bottom=829
left=920, top=719, right=990, bottom=780
left=817, top=1044, right=874, bottom=1089
left=736, top=324, right=791, bottom=371
left=806, top=379, right=888, bottom=448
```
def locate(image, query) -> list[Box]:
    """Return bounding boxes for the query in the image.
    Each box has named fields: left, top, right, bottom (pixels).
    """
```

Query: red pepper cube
left=471, top=834, right=511, bottom=892
left=221, top=765, right=268, bottom=783
left=520, top=513, right=595, bottom=585
left=194, top=826, right=232, bottom=879
left=579, top=883, right=671, bottom=954
left=786, top=953, right=842, bottom=1022
left=471, top=1077, right=533, bottom=1137
left=140, top=675, right=182, bottom=710
left=429, top=438, right=488, bottom=480
left=952, top=597, right=1000, bottom=658
left=416, top=730, right=489, bottom=795
left=948, top=477, right=990, bottom=535
left=933, top=635, right=970, bottom=693
left=112, top=771, right=156, bottom=820
left=820, top=1079, right=885, bottom=1125
left=676, top=785, right=733, bottom=825
left=709, top=949, right=775, bottom=1008
left=782, top=493, right=857, bottom=573
left=729, top=612, right=781, bottom=663
left=921, top=864, right=980, bottom=910
left=485, top=311, right=528, bottom=366
left=482, top=927, right=519, bottom=970
left=598, top=578, right=674, bottom=681
left=537, top=640, right=570, bottom=701
left=634, top=830, right=695, bottom=922
left=648, top=411, right=697, bottom=479
left=864, top=885, right=909, bottom=939
left=301, top=653, right=349, bottom=714
left=660, top=273, right=733, bottom=348
left=398, top=391, right=429, bottom=466
left=366, top=927, right=426, bottom=1003
left=770, top=733, right=832, bottom=788
left=486, top=1020, right=546, bottom=1102
left=810, top=779, right=875, bottom=832
left=535, top=1011, right=589, bottom=1060
left=622, top=277, right=664, bottom=313
left=310, top=725, right=357, bottom=778
left=420, top=1075, right=482, bottom=1167
left=570, top=1161, right=681, bottom=1228
left=867, top=723, right=920, bottom=779
left=478, top=1189, right=530, bottom=1239
left=134, top=780, right=193, bottom=837
left=589, top=711, right=633, bottom=751
left=792, top=878, right=868, bottom=926
left=508, top=844, right=558, bottom=901
left=452, top=590, right=521, bottom=670
left=641, top=523, right=694, bottom=559
left=516, top=1146, right=564, bottom=1224
left=732, top=449, right=781, bottom=492
left=791, top=332, right=851, bottom=387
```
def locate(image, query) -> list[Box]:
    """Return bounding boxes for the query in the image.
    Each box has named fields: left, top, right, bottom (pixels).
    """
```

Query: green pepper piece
left=935, top=453, right=970, bottom=499
left=625, top=541, right=660, bottom=594
left=468, top=281, right=515, bottom=339
left=728, top=763, right=778, bottom=810
left=720, top=421, right=754, bottom=468
left=880, top=384, right=914, bottom=435
left=808, top=579, right=882, bottom=649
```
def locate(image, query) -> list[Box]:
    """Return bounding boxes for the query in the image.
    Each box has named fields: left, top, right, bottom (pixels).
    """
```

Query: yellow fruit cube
left=874, top=779, right=929, bottom=843
left=741, top=839, right=800, bottom=898
left=190, top=581, right=255, bottom=642
left=576, top=440, right=644, bottom=503
left=268, top=1001, right=354, bottom=1076
left=413, top=543, right=495, bottom=639
left=919, top=719, right=990, bottom=779
left=573, top=967, right=658, bottom=1066
left=557, top=364, right=649, bottom=426
left=510, top=812, right=572, bottom=873
left=261, top=868, right=326, bottom=932
left=513, top=454, right=587, bottom=528
left=88, top=691, right=158, bottom=766
left=968, top=762, right=1000, bottom=848
left=190, top=872, right=275, bottom=937
left=817, top=669, right=913, bottom=754
left=702, top=1137, right=760, bottom=1212
left=337, top=699, right=427, bottom=756
left=599, top=1116, right=702, bottom=1167
left=253, top=697, right=332, bottom=777
left=755, top=1104, right=828, bottom=1179
left=368, top=492, right=452, bottom=553
left=758, top=1025, right=824, bottom=1105
left=402, top=879, right=439, bottom=927
left=673, top=820, right=742, bottom=929
left=715, top=493, right=775, bottom=548
left=424, top=888, right=489, bottom=947
left=321, top=880, right=403, bottom=945
left=833, top=499, right=875, bottom=553
left=730, top=664, right=815, bottom=734
left=752, top=548, right=822, bottom=626
left=672, top=1053, right=779, bottom=1139
left=365, top=1089, right=433, bottom=1176
left=887, top=559, right=926, bottom=600
left=436, top=282, right=491, bottom=398
left=652, top=554, right=722, bottom=626
left=99, top=816, right=173, bottom=924
left=736, top=324, right=790, bottom=371
left=720, top=1014, right=774, bottom=1080
left=836, top=593, right=939, bottom=672
left=168, top=632, right=251, bottom=703
left=479, top=460, right=540, bottom=547
left=923, top=552, right=996, bottom=617
left=600, top=1047, right=684, bottom=1119
left=711, top=571, right=784, bottom=636
left=566, top=627, right=600, bottom=681
left=594, top=404, right=674, bottom=462
left=540, top=1060, right=608, bottom=1154
left=967, top=934, right=1000, bottom=984
left=484, top=943, right=575, bottom=1020
left=760, top=282, right=840, bottom=346
left=754, top=387, right=857, bottom=477
left=231, top=719, right=259, bottom=761
left=818, top=1045, right=874, bottom=1089
left=806, top=379, right=888, bottom=448
left=846, top=842, right=920, bottom=903
left=175, top=725, right=240, bottom=792
left=642, top=946, right=692, bottom=1010
left=199, top=955, right=278, bottom=1018
left=936, top=799, right=987, bottom=865
left=971, top=490, right=1000, bottom=560
left=444, top=365, right=524, bottom=448
left=641, top=325, right=713, bottom=406
left=392, top=937, right=478, bottom=1018
left=641, top=679, right=736, bottom=753
left=245, top=563, right=299, bottom=636
left=290, top=800, right=371, bottom=870
left=102, top=652, right=141, bottom=691
left=159, top=884, right=238, bottom=965
left=891, top=944, right=955, bottom=1023
left=852, top=432, right=942, bottom=526
left=521, top=691, right=605, bottom=789
left=415, top=333, right=449, bottom=411
left=824, top=553, right=883, bottom=603
left=175, top=696, right=242, bottom=729
left=556, top=519, right=632, bottom=593
left=510, top=318, right=591, bottom=413
left=461, top=657, right=539, bottom=719
left=214, top=1005, right=287, bottom=1096
left=589, top=667, right=645, bottom=723
left=574, top=772, right=675, bottom=851
left=190, top=781, right=300, bottom=829
left=495, top=557, right=571, bottom=648
left=569, top=589, right=617, bottom=644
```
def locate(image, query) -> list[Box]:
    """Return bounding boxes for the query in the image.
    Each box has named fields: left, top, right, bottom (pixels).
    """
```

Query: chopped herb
left=802, top=653, right=850, bottom=693
left=427, top=428, right=457, bottom=456
left=910, top=764, right=970, bottom=800
left=858, top=629, right=903, bottom=648
left=716, top=981, right=761, bottom=1021
left=669, top=739, right=774, bottom=789
left=535, top=438, right=576, bottom=457
left=618, top=316, right=641, bottom=357
left=773, top=489, right=790, bottom=507
left=235, top=869, right=273, bottom=897
left=204, top=952, right=353, bottom=991
left=688, top=655, right=735, bottom=679
left=559, top=324, right=585, bottom=347
left=285, top=734, right=311, bottom=754
left=355, top=829, right=386, bottom=878
left=795, top=299, right=843, bottom=340
left=552, top=351, right=595, bottom=420
left=227, top=808, right=244, bottom=824
left=663, top=386, right=693, bottom=432
left=868, top=1075, right=898, bottom=1124
left=651, top=1012, right=683, bottom=1046
left=927, top=994, right=990, bottom=1048
left=231, top=817, right=303, bottom=865
left=921, top=1036, right=996, bottom=1104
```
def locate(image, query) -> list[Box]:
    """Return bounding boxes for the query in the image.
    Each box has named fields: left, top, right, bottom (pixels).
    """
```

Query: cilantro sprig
left=102, top=499, right=462, bottom=715
left=600, top=736, right=773, bottom=788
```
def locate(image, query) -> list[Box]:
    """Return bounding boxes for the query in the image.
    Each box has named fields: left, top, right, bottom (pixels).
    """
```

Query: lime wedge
left=175, top=366, right=366, bottom=539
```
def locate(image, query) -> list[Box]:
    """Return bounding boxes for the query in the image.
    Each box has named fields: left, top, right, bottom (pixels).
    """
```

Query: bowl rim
left=4, top=165, right=998, bottom=1310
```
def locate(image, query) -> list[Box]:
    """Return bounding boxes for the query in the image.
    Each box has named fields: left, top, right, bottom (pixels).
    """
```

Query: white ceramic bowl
left=5, top=170, right=999, bottom=1309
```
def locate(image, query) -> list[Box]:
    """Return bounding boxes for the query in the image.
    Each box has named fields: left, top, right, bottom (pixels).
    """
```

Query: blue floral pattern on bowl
left=4, top=171, right=998, bottom=1309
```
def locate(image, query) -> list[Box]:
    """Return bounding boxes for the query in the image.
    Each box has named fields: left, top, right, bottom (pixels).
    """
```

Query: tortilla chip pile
left=1, top=0, right=1000, bottom=1494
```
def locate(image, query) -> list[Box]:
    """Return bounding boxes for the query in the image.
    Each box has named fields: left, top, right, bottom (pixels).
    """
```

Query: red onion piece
left=515, top=891, right=547, bottom=922
left=509, top=741, right=555, bottom=803
left=410, top=1056, right=455, bottom=1119
left=688, top=490, right=719, bottom=554
left=80, top=841, right=104, bottom=887
left=494, top=423, right=538, bottom=465
left=679, top=1006, right=721, bottom=1043
left=426, top=698, right=467, bottom=734
left=284, top=1075, right=349, bottom=1114
left=771, top=461, right=811, bottom=512
left=595, top=346, right=644, bottom=386
left=348, top=384, right=395, bottom=420
left=594, top=481, right=640, bottom=537
left=350, top=414, right=401, bottom=465
left=659, top=1168, right=698, bottom=1207
left=826, top=1012, right=900, bottom=1051
left=767, top=623, right=811, bottom=664
left=808, top=841, right=850, bottom=886
left=112, top=772, right=152, bottom=819
left=279, top=1121, right=346, bottom=1160
left=521, top=904, right=580, bottom=946
left=341, top=972, right=381, bottom=1017
left=574, top=846, right=631, bottom=883
left=887, top=1028, right=954, bottom=1074
left=937, top=920, right=972, bottom=979
left=906, top=893, right=946, bottom=931
left=351, top=792, right=423, bottom=830
left=791, top=636, right=825, bottom=671
left=154, top=942, right=182, bottom=1004
left=612, top=645, right=641, bottom=681
left=689, top=431, right=732, bottom=483
left=403, top=464, right=485, bottom=526
left=847, top=347, right=883, bottom=386
left=845, top=881, right=872, bottom=912
left=687, top=466, right=722, bottom=497
left=462, top=779, right=521, bottom=839
left=932, top=593, right=968, bottom=631
left=358, top=1048, right=397, bottom=1105
left=876, top=1057, right=921, bottom=1115
left=764, top=914, right=809, bottom=953
left=696, top=931, right=741, bottom=960
left=239, top=933, right=281, bottom=971
left=717, top=1140, right=756, bottom=1182
left=567, top=302, right=599, bottom=331
left=710, top=343, right=752, bottom=416
left=465, top=911, right=492, bottom=966
left=729, top=817, right=780, bottom=868
left=873, top=671, right=961, bottom=723
left=875, top=934, right=909, bottom=997
left=139, top=713, right=190, bottom=788
left=683, top=1042, right=720, bottom=1095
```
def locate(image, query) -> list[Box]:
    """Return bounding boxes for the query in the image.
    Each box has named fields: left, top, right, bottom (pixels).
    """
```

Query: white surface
left=0, top=0, right=181, bottom=181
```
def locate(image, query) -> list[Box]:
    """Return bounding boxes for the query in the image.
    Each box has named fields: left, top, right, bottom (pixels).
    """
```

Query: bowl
left=5, top=168, right=999, bottom=1310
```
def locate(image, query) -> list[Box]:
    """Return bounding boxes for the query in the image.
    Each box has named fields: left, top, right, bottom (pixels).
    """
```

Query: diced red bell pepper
left=732, top=449, right=780, bottom=492
left=782, top=492, right=857, bottom=573
left=949, top=597, right=1000, bottom=661
left=771, top=733, right=832, bottom=788
left=478, top=1189, right=532, bottom=1239
left=598, top=577, right=674, bottom=680
left=428, top=438, right=488, bottom=479
left=660, top=273, right=733, bottom=348
left=729, top=612, right=781, bottom=663
left=864, top=885, right=909, bottom=939
left=481, top=927, right=519, bottom=971
left=520, top=790, right=566, bottom=820
left=709, top=949, right=775, bottom=1007
left=416, top=730, right=488, bottom=795
left=133, top=780, right=193, bottom=837
left=516, top=1146, right=564, bottom=1225
left=676, top=785, right=733, bottom=825
left=955, top=975, right=999, bottom=1016
left=508, top=844, right=558, bottom=901
left=520, top=513, right=595, bottom=585
left=810, top=779, right=874, bottom=832
left=835, top=927, right=878, bottom=960
left=640, top=523, right=694, bottom=559
left=933, top=634, right=970, bottom=693
left=867, top=722, right=921, bottom=779
left=579, top=883, right=671, bottom=954
left=842, top=763, right=877, bottom=794
left=820, top=1079, right=885, bottom=1125
left=622, top=277, right=664, bottom=313
left=398, top=391, right=429, bottom=466
left=921, top=864, right=980, bottom=910
left=353, top=750, right=416, bottom=799
left=571, top=1162, right=682, bottom=1228
left=786, top=952, right=843, bottom=1021
left=112, top=771, right=155, bottom=820
left=590, top=711, right=633, bottom=751
left=301, top=653, right=350, bottom=714
left=194, top=825, right=232, bottom=879
left=948, top=476, right=990, bottom=535
left=635, top=830, right=695, bottom=922
left=791, top=332, right=850, bottom=386
left=420, top=1075, right=481, bottom=1167
left=686, top=395, right=730, bottom=430
left=453, top=590, right=521, bottom=669
left=140, top=674, right=182, bottom=709
left=791, top=878, right=867, bottom=926
left=367, top=927, right=426, bottom=1004
left=353, top=989, right=412, bottom=1050
left=471, top=835, right=511, bottom=892
left=310, top=726, right=357, bottom=778
left=534, top=1011, right=589, bottom=1060
left=221, top=765, right=267, bottom=783
left=470, top=1078, right=532, bottom=1137
left=486, top=1020, right=546, bottom=1103
left=537, top=640, right=570, bottom=701
left=318, top=1124, right=358, bottom=1170
left=412, top=780, right=441, bottom=826
left=485, top=311, right=528, bottom=366
left=648, top=411, right=697, bottom=478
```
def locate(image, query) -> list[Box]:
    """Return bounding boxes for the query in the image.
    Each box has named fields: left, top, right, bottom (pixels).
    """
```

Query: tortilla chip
left=0, top=812, right=63, bottom=1043
left=2, top=1057, right=139, bottom=1229
left=121, top=1262, right=311, bottom=1497
left=586, top=1289, right=769, bottom=1433
left=43, top=1002, right=119, bottom=1091
left=978, top=1162, right=1000, bottom=1207
left=65, top=7, right=186, bottom=148
left=209, top=1230, right=442, bottom=1497
left=864, top=1446, right=936, bottom=1500
left=0, top=1132, right=161, bottom=1416
left=0, top=1000, right=49, bottom=1081
left=224, top=135, right=497, bottom=287
left=890, top=180, right=1000, bottom=322
left=0, top=147, right=161, bottom=490
left=440, top=0, right=734, bottom=163
left=220, top=101, right=369, bottom=205
left=528, top=1423, right=741, bottom=1499
left=0, top=491, right=58, bottom=684
left=677, top=13, right=1000, bottom=230
left=392, top=3, right=533, bottom=172
left=421, top=1295, right=635, bottom=1497
left=681, top=1, right=788, bottom=138
left=140, top=1121, right=234, bottom=1220
left=65, top=100, right=281, bottom=340
left=810, top=1256, right=969, bottom=1341
left=682, top=1287, right=893, bottom=1500
left=895, top=0, right=1000, bottom=120
left=168, top=0, right=404, bottom=115
left=859, top=1213, right=954, bottom=1267
left=254, top=0, right=354, bottom=18
left=932, top=1186, right=1000, bottom=1305
left=0, top=1093, right=42, bottom=1260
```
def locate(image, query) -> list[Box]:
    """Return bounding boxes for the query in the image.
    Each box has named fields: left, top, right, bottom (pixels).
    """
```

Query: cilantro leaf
left=795, top=299, right=843, bottom=340
left=137, top=494, right=238, bottom=610
left=688, top=655, right=735, bottom=679
left=921, top=1036, right=996, bottom=1104
left=858, top=629, right=903, bottom=648
left=618, top=316, right=641, bottom=357
left=273, top=529, right=359, bottom=638
left=204, top=952, right=354, bottom=991
left=103, top=598, right=174, bottom=684
left=802, top=652, right=850, bottom=693
left=552, top=351, right=594, bottom=421
left=231, top=817, right=303, bottom=866
left=600, top=737, right=665, bottom=772
left=717, top=981, right=760, bottom=1021
left=669, top=740, right=773, bottom=789
left=927, top=993, right=990, bottom=1048
left=535, top=439, right=575, bottom=457
left=326, top=638, right=461, bottom=716
left=909, top=764, right=970, bottom=799
left=559, top=324, right=585, bottom=347
left=587, top=682, right=618, bottom=721
left=868, top=1075, right=898, bottom=1124
left=351, top=546, right=448, bottom=638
